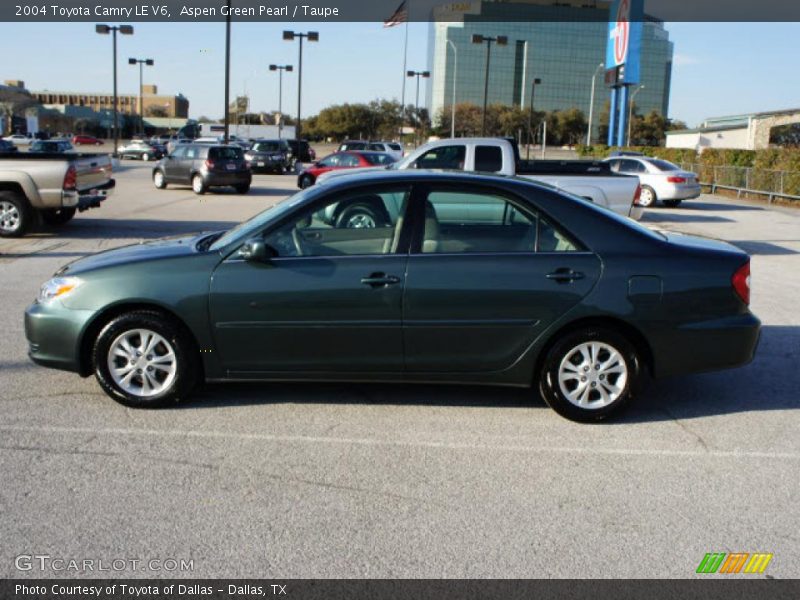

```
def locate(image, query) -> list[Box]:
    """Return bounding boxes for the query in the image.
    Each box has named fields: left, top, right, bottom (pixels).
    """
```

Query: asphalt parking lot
left=1, top=161, right=798, bottom=579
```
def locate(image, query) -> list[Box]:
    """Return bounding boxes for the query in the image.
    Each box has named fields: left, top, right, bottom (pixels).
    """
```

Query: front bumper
left=25, top=301, right=95, bottom=374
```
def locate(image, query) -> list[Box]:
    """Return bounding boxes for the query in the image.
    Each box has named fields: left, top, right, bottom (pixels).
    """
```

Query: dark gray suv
left=152, top=144, right=252, bottom=195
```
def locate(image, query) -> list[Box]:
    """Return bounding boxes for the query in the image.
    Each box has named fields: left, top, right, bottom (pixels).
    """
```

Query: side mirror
left=238, top=238, right=276, bottom=262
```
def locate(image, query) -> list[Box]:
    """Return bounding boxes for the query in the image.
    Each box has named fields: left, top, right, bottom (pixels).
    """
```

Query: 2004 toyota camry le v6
left=24, top=171, right=760, bottom=422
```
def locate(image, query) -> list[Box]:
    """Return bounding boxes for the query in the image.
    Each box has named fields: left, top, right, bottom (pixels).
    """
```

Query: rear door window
left=415, top=145, right=466, bottom=170
left=475, top=146, right=503, bottom=172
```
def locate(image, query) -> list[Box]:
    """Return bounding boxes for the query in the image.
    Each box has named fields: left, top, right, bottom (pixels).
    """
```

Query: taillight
left=632, top=184, right=642, bottom=206
left=63, top=166, right=77, bottom=191
left=667, top=176, right=687, bottom=183
left=204, top=159, right=215, bottom=170
left=732, top=261, right=750, bottom=305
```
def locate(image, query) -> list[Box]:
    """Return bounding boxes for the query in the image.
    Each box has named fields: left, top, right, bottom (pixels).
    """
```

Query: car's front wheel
left=638, top=185, right=656, bottom=208
left=153, top=170, right=167, bottom=189
left=538, top=327, right=641, bottom=422
left=93, top=311, right=199, bottom=408
left=141, top=152, right=150, bottom=161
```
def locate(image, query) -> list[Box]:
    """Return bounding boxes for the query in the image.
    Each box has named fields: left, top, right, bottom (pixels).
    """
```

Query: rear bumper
left=203, top=171, right=252, bottom=187
left=660, top=184, right=702, bottom=201
left=62, top=179, right=115, bottom=211
left=653, top=312, right=761, bottom=378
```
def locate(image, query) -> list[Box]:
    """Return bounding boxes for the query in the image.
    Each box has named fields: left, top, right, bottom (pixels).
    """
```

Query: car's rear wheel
left=663, top=199, right=682, bottom=208
left=41, top=207, right=76, bottom=225
left=93, top=311, right=198, bottom=408
left=142, top=152, right=150, bottom=161
left=638, top=185, right=656, bottom=207
left=192, top=174, right=206, bottom=195
left=153, top=170, right=167, bottom=189
left=299, top=175, right=314, bottom=189
left=538, top=327, right=641, bottom=422
left=0, top=192, right=31, bottom=238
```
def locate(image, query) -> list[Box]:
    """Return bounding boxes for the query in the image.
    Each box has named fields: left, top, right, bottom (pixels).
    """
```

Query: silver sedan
left=604, top=156, right=701, bottom=207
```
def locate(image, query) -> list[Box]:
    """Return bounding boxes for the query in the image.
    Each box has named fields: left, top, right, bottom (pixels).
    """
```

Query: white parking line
left=2, top=424, right=799, bottom=461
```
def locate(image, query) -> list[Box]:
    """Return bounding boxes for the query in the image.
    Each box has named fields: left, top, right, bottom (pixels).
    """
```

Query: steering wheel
left=291, top=227, right=305, bottom=256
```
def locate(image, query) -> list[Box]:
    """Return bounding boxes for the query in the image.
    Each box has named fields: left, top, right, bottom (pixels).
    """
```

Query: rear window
left=646, top=158, right=680, bottom=172
left=362, top=153, right=395, bottom=165
left=253, top=142, right=282, bottom=152
left=388, top=143, right=402, bottom=151
left=209, top=146, right=243, bottom=160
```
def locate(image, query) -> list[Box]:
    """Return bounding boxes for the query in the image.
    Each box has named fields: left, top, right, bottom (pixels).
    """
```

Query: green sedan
left=24, top=171, right=760, bottom=421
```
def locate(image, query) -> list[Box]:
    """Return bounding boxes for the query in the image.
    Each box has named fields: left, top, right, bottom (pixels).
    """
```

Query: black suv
left=287, top=139, right=315, bottom=163
left=152, top=143, right=252, bottom=195
left=245, top=139, right=293, bottom=174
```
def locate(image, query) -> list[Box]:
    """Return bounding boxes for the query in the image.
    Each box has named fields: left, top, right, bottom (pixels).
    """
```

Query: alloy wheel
left=106, top=328, right=178, bottom=398
left=0, top=200, right=21, bottom=234
left=557, top=341, right=628, bottom=409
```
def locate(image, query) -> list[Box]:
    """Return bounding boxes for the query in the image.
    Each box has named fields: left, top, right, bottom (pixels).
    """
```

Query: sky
left=2, top=21, right=800, bottom=127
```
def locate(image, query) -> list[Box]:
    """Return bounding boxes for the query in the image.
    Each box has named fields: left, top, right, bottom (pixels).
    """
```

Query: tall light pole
left=472, top=34, right=507, bottom=136
left=283, top=30, right=318, bottom=140
left=526, top=77, right=541, bottom=160
left=406, top=70, right=430, bottom=146
left=96, top=24, right=133, bottom=156
left=628, top=84, right=645, bottom=147
left=269, top=64, right=293, bottom=139
left=446, top=39, right=457, bottom=138
left=586, top=62, right=604, bottom=146
left=223, top=0, right=231, bottom=144
left=128, top=57, right=153, bottom=136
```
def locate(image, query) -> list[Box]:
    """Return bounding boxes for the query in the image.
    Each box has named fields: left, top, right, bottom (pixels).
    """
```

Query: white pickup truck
left=318, top=137, right=643, bottom=220
left=0, top=153, right=115, bottom=237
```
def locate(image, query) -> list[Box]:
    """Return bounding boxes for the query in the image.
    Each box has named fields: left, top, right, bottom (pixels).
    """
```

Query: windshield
left=208, top=187, right=317, bottom=252
left=646, top=158, right=680, bottom=172
left=252, top=142, right=282, bottom=152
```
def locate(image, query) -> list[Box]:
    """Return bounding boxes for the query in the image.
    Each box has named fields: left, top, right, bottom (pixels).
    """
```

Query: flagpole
left=399, top=17, right=409, bottom=140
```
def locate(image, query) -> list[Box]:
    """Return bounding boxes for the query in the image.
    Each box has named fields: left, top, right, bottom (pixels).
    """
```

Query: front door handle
left=546, top=268, right=585, bottom=283
left=361, top=273, right=401, bottom=288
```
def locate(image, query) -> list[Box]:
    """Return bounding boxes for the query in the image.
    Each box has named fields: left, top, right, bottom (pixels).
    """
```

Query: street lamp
left=407, top=70, right=430, bottom=146
left=283, top=30, right=319, bottom=139
left=628, top=84, right=645, bottom=147
left=526, top=77, right=541, bottom=160
left=128, top=57, right=154, bottom=136
left=96, top=23, right=133, bottom=156
left=472, top=34, right=507, bottom=136
left=586, top=62, right=604, bottom=146
left=446, top=40, right=457, bottom=138
left=269, top=64, right=293, bottom=139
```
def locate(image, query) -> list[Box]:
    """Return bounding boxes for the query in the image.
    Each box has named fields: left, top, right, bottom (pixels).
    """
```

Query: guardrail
left=679, top=163, right=800, bottom=204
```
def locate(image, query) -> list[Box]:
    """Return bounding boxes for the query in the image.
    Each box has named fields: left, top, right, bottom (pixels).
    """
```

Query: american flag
left=383, top=1, right=408, bottom=28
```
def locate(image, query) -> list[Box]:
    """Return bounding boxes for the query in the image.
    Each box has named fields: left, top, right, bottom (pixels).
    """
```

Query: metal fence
left=679, top=163, right=800, bottom=203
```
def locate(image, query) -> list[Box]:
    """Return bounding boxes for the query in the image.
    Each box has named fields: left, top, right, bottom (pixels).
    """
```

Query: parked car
left=297, top=151, right=396, bottom=189
left=72, top=135, right=103, bottom=146
left=338, top=140, right=404, bottom=160
left=24, top=170, right=760, bottom=421
left=152, top=143, right=251, bottom=194
left=287, top=139, right=315, bottom=163
left=117, top=140, right=163, bottom=161
left=3, top=134, right=34, bottom=146
left=0, top=152, right=115, bottom=236
left=244, top=139, right=293, bottom=173
left=319, top=137, right=644, bottom=220
left=29, top=140, right=74, bottom=153
left=603, top=156, right=701, bottom=207
left=0, top=140, right=19, bottom=154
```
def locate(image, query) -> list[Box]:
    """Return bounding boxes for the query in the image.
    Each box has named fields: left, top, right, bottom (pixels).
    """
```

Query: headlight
left=244, top=153, right=254, bottom=160
left=37, top=277, right=82, bottom=303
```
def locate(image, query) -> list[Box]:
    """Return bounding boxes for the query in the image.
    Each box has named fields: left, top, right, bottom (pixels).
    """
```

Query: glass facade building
left=427, top=0, right=673, bottom=141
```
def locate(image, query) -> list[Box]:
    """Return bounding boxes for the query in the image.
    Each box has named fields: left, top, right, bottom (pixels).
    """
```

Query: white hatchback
left=604, top=156, right=701, bottom=207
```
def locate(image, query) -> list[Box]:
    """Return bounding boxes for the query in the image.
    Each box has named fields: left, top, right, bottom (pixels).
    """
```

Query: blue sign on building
left=606, top=0, right=644, bottom=85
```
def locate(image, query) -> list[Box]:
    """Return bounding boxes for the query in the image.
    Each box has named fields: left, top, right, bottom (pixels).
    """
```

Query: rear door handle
left=361, top=273, right=401, bottom=288
left=546, top=268, right=585, bottom=283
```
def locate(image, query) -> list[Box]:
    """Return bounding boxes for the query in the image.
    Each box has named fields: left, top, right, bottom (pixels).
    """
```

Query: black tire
left=192, top=174, right=207, bottom=195
left=235, top=183, right=250, bottom=194
left=538, top=327, right=642, bottom=422
left=638, top=185, right=656, bottom=208
left=335, top=203, right=388, bottom=229
left=41, top=207, right=76, bottom=225
left=153, top=169, right=168, bottom=189
left=299, top=175, right=314, bottom=189
left=0, top=191, right=32, bottom=238
left=93, top=310, right=199, bottom=408
left=663, top=199, right=682, bottom=208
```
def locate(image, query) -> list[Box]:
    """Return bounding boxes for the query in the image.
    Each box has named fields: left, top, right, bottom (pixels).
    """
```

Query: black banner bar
left=3, top=579, right=800, bottom=600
